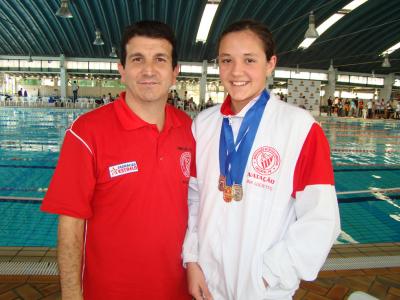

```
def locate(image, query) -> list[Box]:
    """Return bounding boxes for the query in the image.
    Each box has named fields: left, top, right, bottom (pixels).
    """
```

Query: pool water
left=323, top=118, right=400, bottom=243
left=0, top=107, right=86, bottom=246
left=0, top=108, right=399, bottom=246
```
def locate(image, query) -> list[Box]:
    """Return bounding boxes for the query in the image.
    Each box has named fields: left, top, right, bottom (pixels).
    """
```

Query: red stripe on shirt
left=292, top=123, right=334, bottom=198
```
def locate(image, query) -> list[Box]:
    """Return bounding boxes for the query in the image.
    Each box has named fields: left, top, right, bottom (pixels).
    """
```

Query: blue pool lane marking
left=0, top=164, right=55, bottom=169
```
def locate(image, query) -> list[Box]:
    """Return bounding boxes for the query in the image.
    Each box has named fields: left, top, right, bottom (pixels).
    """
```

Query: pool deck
left=0, top=243, right=399, bottom=299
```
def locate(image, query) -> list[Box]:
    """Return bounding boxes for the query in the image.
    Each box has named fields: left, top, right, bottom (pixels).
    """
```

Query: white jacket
left=183, top=93, right=341, bottom=300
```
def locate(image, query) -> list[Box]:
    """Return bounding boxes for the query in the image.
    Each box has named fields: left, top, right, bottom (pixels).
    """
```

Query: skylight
left=342, top=0, right=368, bottom=11
left=196, top=1, right=221, bottom=42
left=298, top=0, right=368, bottom=49
left=317, top=13, right=345, bottom=35
left=381, top=41, right=400, bottom=55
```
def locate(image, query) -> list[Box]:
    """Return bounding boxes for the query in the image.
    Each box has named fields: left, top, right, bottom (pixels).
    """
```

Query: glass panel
left=349, top=75, right=367, bottom=84
left=180, top=65, right=202, bottom=74
left=111, top=63, right=118, bottom=70
left=367, top=77, right=384, bottom=86
left=20, top=60, right=40, bottom=68
left=290, top=71, right=310, bottom=79
left=89, top=62, right=100, bottom=70
left=337, top=74, right=349, bottom=82
left=77, top=62, right=89, bottom=69
left=274, top=70, right=291, bottom=78
left=42, top=60, right=60, bottom=68
left=98, top=62, right=110, bottom=70
left=310, top=72, right=328, bottom=80
left=207, top=66, right=219, bottom=75
left=66, top=61, right=78, bottom=69
left=3, top=60, right=20, bottom=68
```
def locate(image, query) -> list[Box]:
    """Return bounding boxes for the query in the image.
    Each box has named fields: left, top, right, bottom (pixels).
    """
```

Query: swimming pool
left=0, top=107, right=86, bottom=246
left=0, top=107, right=399, bottom=246
left=323, top=118, right=400, bottom=243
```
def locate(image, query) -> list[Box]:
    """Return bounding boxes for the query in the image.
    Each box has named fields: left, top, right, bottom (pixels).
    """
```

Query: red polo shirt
left=41, top=92, right=194, bottom=300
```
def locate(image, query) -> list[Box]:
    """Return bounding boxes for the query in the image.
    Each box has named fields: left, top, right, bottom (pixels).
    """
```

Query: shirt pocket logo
left=109, top=161, right=138, bottom=178
left=180, top=152, right=191, bottom=178
left=251, top=146, right=280, bottom=176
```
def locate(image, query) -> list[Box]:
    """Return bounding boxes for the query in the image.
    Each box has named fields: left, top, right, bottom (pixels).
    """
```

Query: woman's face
left=218, top=30, right=276, bottom=112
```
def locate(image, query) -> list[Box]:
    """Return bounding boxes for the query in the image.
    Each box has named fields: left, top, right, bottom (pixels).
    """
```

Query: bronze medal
left=218, top=175, right=226, bottom=192
left=232, top=184, right=243, bottom=201
left=223, top=185, right=233, bottom=203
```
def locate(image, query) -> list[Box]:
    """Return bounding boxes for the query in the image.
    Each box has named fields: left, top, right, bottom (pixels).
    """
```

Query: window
left=337, top=75, right=349, bottom=83
left=310, top=72, right=328, bottom=81
left=66, top=61, right=78, bottom=69
left=207, top=66, right=219, bottom=75
left=89, top=62, right=110, bottom=71
left=77, top=62, right=89, bottom=69
left=367, top=77, right=384, bottom=86
left=2, top=60, right=19, bottom=68
left=42, top=61, right=60, bottom=69
left=180, top=65, right=202, bottom=74
left=350, top=76, right=367, bottom=84
left=274, top=70, right=291, bottom=79
left=111, top=63, right=118, bottom=70
left=20, top=60, right=41, bottom=68
left=290, top=71, right=310, bottom=79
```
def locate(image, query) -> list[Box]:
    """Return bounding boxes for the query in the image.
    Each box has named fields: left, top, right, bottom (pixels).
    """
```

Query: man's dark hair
left=218, top=19, right=276, bottom=61
left=120, top=20, right=178, bottom=68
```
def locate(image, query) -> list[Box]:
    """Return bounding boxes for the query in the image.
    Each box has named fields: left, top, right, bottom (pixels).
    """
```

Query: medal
left=232, top=184, right=243, bottom=201
left=218, top=175, right=226, bottom=191
left=219, top=90, right=270, bottom=203
left=223, top=186, right=233, bottom=202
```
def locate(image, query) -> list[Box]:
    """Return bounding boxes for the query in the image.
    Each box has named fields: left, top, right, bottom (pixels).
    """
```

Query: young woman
left=183, top=19, right=340, bottom=300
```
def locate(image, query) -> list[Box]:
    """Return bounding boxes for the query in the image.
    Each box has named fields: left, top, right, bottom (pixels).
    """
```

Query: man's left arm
left=261, top=123, right=341, bottom=290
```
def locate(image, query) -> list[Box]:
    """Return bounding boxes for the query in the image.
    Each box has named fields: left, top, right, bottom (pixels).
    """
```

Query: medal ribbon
left=219, top=90, right=270, bottom=186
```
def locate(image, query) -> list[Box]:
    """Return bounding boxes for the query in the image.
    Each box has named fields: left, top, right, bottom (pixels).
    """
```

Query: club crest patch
left=180, top=152, right=191, bottom=178
left=109, top=161, right=138, bottom=178
left=251, top=146, right=280, bottom=176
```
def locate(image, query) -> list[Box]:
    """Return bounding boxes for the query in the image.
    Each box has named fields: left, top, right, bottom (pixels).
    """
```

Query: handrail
left=1, top=187, right=399, bottom=201
left=337, top=187, right=400, bottom=195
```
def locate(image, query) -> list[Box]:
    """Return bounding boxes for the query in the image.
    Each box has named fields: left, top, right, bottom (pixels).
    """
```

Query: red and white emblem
left=180, top=152, right=191, bottom=178
left=251, top=146, right=280, bottom=176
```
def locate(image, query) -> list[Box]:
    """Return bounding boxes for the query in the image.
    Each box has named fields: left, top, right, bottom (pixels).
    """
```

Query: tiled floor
left=0, top=244, right=399, bottom=299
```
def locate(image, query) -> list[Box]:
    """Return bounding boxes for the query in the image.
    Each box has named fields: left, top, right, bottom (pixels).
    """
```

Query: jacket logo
left=251, top=146, right=280, bottom=176
left=109, top=161, right=138, bottom=178
left=180, top=152, right=191, bottom=178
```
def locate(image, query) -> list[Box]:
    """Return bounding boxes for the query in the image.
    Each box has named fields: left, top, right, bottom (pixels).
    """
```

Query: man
left=41, top=21, right=194, bottom=300
left=327, top=96, right=333, bottom=116
left=72, top=80, right=79, bottom=102
left=183, top=20, right=340, bottom=300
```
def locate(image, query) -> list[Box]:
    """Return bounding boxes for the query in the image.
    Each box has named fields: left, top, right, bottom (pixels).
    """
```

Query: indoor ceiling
left=0, top=0, right=399, bottom=75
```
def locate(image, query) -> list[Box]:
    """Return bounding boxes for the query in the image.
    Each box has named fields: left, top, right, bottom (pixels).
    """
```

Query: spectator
left=72, top=81, right=79, bottom=103
left=205, top=97, right=214, bottom=108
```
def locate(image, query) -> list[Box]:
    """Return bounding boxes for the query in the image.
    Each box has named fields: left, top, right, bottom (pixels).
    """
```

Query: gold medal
left=232, top=184, right=243, bottom=201
left=218, top=175, right=226, bottom=192
left=223, top=185, right=233, bottom=202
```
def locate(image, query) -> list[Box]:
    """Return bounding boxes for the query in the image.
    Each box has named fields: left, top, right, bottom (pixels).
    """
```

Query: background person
left=182, top=19, right=340, bottom=300
left=41, top=21, right=195, bottom=300
left=72, top=80, right=79, bottom=103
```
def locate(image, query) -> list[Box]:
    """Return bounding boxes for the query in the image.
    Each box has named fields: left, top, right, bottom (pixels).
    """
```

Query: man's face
left=118, top=36, right=179, bottom=105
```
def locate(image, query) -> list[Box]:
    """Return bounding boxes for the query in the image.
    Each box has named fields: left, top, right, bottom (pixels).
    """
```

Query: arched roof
left=0, top=0, right=399, bottom=74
